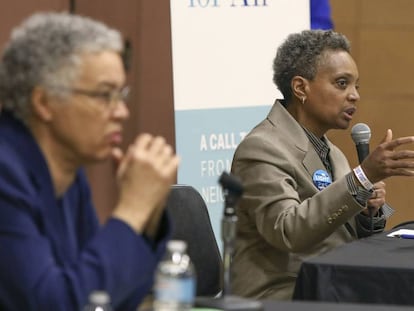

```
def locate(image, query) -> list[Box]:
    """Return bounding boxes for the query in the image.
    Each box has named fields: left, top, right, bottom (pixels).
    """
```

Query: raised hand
left=361, top=129, right=414, bottom=184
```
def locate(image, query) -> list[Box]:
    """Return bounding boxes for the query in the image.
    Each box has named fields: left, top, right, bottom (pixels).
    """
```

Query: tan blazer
left=231, top=101, right=366, bottom=300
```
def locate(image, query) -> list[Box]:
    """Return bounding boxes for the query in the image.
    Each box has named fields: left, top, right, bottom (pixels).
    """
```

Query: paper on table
left=387, top=229, right=414, bottom=237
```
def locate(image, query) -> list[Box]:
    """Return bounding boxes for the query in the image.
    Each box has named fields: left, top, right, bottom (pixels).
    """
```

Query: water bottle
left=154, top=240, right=196, bottom=311
left=83, top=290, right=113, bottom=311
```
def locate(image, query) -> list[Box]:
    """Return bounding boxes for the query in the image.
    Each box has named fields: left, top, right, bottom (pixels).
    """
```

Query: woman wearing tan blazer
left=231, top=30, right=414, bottom=300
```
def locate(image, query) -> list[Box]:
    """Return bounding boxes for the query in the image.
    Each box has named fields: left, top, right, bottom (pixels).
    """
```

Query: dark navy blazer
left=0, top=111, right=169, bottom=311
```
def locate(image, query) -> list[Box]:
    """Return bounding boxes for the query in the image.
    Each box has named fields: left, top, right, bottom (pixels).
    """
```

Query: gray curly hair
left=0, top=12, right=123, bottom=121
left=273, top=29, right=350, bottom=103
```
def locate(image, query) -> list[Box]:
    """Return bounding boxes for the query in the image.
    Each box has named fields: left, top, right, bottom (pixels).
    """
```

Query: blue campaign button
left=312, top=169, right=332, bottom=191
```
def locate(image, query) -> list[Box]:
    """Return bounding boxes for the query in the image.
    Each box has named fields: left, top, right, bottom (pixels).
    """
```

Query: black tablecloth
left=194, top=296, right=414, bottom=310
left=293, top=229, right=414, bottom=305
left=144, top=300, right=414, bottom=311
left=261, top=300, right=413, bottom=311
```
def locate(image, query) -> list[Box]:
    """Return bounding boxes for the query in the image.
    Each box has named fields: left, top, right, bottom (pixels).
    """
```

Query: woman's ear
left=291, top=76, right=308, bottom=102
left=31, top=86, right=53, bottom=122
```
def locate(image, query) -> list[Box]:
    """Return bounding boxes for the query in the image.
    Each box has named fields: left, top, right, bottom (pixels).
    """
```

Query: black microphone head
left=219, top=171, right=244, bottom=197
left=351, top=123, right=371, bottom=145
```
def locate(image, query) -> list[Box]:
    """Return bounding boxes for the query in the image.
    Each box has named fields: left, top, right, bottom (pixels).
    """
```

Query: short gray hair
left=273, top=29, right=350, bottom=103
left=0, top=12, right=123, bottom=121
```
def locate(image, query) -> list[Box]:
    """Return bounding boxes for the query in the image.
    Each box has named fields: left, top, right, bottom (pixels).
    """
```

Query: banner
left=170, top=0, right=310, bottom=246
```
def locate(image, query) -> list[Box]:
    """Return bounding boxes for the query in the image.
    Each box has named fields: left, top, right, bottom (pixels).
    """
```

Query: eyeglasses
left=52, top=85, right=130, bottom=109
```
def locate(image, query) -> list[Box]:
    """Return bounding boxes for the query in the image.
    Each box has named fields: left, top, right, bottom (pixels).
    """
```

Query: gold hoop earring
left=301, top=97, right=306, bottom=105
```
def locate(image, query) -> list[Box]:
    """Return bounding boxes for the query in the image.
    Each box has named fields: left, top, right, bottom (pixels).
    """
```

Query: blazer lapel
left=302, top=148, right=328, bottom=183
left=326, top=138, right=351, bottom=180
left=267, top=102, right=328, bottom=184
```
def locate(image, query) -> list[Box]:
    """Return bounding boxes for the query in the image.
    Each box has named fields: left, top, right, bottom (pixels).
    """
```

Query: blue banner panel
left=175, top=105, right=271, bottom=244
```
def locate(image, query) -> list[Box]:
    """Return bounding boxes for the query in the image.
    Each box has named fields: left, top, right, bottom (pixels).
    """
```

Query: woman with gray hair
left=0, top=12, right=179, bottom=310
left=230, top=30, right=414, bottom=300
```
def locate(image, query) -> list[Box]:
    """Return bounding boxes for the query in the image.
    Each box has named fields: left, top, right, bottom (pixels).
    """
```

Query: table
left=142, top=299, right=414, bottom=311
left=261, top=301, right=413, bottom=311
left=293, top=228, right=414, bottom=305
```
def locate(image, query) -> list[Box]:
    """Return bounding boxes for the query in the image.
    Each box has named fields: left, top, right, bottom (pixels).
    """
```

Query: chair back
left=165, top=184, right=222, bottom=297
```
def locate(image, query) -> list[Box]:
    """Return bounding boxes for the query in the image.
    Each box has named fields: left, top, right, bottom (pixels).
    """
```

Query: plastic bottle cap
left=167, top=240, right=187, bottom=253
left=89, top=290, right=110, bottom=305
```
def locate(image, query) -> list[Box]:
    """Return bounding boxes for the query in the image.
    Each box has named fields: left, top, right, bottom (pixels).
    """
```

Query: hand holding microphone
left=351, top=124, right=414, bottom=219
left=351, top=123, right=386, bottom=218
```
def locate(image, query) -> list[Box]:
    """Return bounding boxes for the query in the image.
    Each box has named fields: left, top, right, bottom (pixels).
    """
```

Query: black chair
left=165, top=184, right=222, bottom=297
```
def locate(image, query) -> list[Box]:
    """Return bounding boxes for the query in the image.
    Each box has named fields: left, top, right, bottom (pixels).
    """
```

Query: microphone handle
left=355, top=142, right=375, bottom=235
left=356, top=143, right=370, bottom=164
left=355, top=140, right=395, bottom=234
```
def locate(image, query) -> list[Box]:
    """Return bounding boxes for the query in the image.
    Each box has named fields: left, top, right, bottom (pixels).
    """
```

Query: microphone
left=218, top=172, right=243, bottom=295
left=218, top=172, right=244, bottom=197
left=196, top=172, right=262, bottom=310
left=350, top=123, right=395, bottom=234
left=351, top=123, right=371, bottom=163
left=219, top=172, right=243, bottom=214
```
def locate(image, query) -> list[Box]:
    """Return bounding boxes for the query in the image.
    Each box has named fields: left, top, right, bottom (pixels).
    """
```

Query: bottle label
left=155, top=277, right=195, bottom=303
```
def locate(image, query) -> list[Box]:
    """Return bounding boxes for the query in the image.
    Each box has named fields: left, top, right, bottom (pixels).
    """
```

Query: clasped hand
left=111, top=133, right=180, bottom=236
